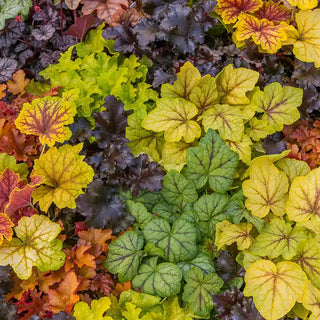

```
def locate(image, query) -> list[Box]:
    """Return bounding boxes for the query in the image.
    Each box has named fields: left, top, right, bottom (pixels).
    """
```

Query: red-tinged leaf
left=89, top=273, right=114, bottom=296
left=5, top=176, right=43, bottom=215
left=81, top=0, right=129, bottom=26
left=48, top=271, right=80, bottom=313
left=216, top=0, right=263, bottom=24
left=74, top=222, right=87, bottom=235
left=65, top=14, right=98, bottom=41
left=234, top=13, right=288, bottom=53
left=0, top=213, right=14, bottom=244
left=10, top=207, right=38, bottom=225
left=14, top=290, right=53, bottom=320
left=255, top=1, right=292, bottom=23
left=0, top=168, right=19, bottom=212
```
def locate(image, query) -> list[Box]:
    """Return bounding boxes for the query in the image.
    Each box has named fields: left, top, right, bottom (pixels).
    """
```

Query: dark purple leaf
left=32, top=24, right=55, bottom=41
left=263, top=132, right=286, bottom=155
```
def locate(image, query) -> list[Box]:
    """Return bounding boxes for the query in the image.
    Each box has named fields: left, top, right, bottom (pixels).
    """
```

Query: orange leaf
left=78, top=228, right=112, bottom=253
left=216, top=0, right=263, bottom=24
left=7, top=70, right=30, bottom=97
left=234, top=13, right=288, bottom=53
left=48, top=271, right=80, bottom=313
left=0, top=213, right=14, bottom=244
left=0, top=84, right=6, bottom=99
left=112, top=281, right=131, bottom=297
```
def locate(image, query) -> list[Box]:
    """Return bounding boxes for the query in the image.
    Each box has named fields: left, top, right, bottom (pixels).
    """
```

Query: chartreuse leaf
left=182, top=267, right=223, bottom=318
left=244, top=260, right=308, bottom=320
left=32, top=143, right=94, bottom=212
left=226, top=134, right=252, bottom=165
left=215, top=220, right=253, bottom=250
left=216, top=64, right=259, bottom=105
left=73, top=297, right=113, bottom=320
left=247, top=117, right=271, bottom=141
left=162, top=296, right=194, bottom=320
left=201, top=104, right=245, bottom=141
left=286, top=167, right=320, bottom=222
left=161, top=170, right=198, bottom=206
left=161, top=61, right=201, bottom=99
left=242, top=158, right=288, bottom=218
left=15, top=89, right=78, bottom=146
left=126, top=200, right=154, bottom=228
left=142, top=218, right=197, bottom=263
left=104, top=231, right=145, bottom=282
left=0, top=153, right=28, bottom=178
left=295, top=239, right=320, bottom=290
left=287, top=0, right=318, bottom=9
left=250, top=83, right=302, bottom=134
left=251, top=218, right=307, bottom=260
left=183, top=129, right=238, bottom=192
left=302, top=282, right=320, bottom=320
left=275, top=158, right=311, bottom=184
left=0, top=215, right=65, bottom=280
left=142, top=98, right=201, bottom=143
left=132, top=256, right=182, bottom=297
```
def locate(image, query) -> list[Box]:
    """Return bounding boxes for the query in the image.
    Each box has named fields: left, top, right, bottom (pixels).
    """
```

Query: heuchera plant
left=215, top=155, right=320, bottom=320
left=126, top=61, right=303, bottom=170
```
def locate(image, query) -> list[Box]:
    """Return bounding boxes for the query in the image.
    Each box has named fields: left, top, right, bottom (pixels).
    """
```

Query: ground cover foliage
left=1, top=0, right=320, bottom=319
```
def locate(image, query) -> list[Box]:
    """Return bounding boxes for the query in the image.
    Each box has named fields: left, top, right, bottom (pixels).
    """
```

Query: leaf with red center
left=0, top=213, right=14, bottom=244
left=48, top=271, right=80, bottom=313
left=15, top=89, right=78, bottom=147
left=90, top=273, right=114, bottom=295
left=0, top=168, right=19, bottom=212
left=5, top=176, right=43, bottom=215
left=215, top=0, right=263, bottom=24
left=255, top=1, right=292, bottom=23
left=234, top=13, right=288, bottom=53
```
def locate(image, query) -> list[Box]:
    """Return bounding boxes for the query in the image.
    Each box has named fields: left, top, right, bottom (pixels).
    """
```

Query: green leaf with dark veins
left=182, top=267, right=223, bottom=317
left=126, top=200, right=154, bottom=228
left=104, top=231, right=144, bottom=282
left=132, top=256, right=182, bottom=297
left=143, top=218, right=197, bottom=263
left=183, top=129, right=238, bottom=192
left=153, top=199, right=179, bottom=223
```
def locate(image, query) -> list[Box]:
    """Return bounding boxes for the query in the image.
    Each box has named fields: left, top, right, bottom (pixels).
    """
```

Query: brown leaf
left=7, top=70, right=30, bottom=97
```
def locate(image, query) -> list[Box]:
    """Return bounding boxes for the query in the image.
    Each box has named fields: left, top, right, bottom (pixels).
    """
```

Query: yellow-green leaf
left=244, top=259, right=308, bottom=320
left=243, top=158, right=289, bottom=218
left=302, top=282, right=320, bottom=320
left=15, top=89, right=78, bottom=146
left=226, top=134, right=252, bottom=165
left=201, top=104, right=244, bottom=141
left=142, top=98, right=201, bottom=143
left=251, top=218, right=307, bottom=260
left=216, top=64, right=259, bottom=105
left=247, top=117, right=271, bottom=141
left=0, top=215, right=65, bottom=279
left=287, top=0, right=318, bottom=9
left=215, top=220, right=253, bottom=250
left=286, top=167, right=320, bottom=222
left=32, top=143, right=94, bottom=212
left=251, top=82, right=302, bottom=134
left=161, top=61, right=201, bottom=99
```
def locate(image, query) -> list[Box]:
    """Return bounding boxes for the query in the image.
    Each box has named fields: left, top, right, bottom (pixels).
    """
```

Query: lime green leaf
left=250, top=82, right=302, bottom=134
left=0, top=153, right=28, bottom=178
left=142, top=98, right=201, bottom=143
left=182, top=268, right=223, bottom=317
left=247, top=117, right=271, bottom=141
left=142, top=218, right=197, bottom=263
left=132, top=257, right=182, bottom=297
left=242, top=158, right=288, bottom=218
left=153, top=200, right=179, bottom=224
left=201, top=104, right=245, bottom=141
left=32, top=143, right=94, bottom=212
left=216, top=64, right=259, bottom=105
left=126, top=201, right=154, bottom=229
left=215, top=220, right=253, bottom=250
left=275, top=158, right=311, bottom=184
left=161, top=170, right=198, bottom=206
left=183, top=129, right=238, bottom=192
left=0, top=215, right=65, bottom=280
left=244, top=260, right=308, bottom=320
left=226, top=134, right=252, bottom=165
left=241, top=251, right=261, bottom=270
left=302, top=282, right=320, bottom=320
left=73, top=297, right=112, bottom=320
left=251, top=218, right=307, bottom=260
left=162, top=296, right=194, bottom=320
left=286, top=167, right=320, bottom=222
left=104, top=231, right=145, bottom=282
left=161, top=62, right=201, bottom=99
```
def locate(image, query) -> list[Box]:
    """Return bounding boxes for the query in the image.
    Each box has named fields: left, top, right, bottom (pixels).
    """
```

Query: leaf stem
left=40, top=143, right=47, bottom=157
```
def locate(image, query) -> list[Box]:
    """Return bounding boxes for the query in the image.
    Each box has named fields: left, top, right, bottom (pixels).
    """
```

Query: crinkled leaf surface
left=0, top=213, right=14, bottom=244
left=162, top=296, right=194, bottom=320
left=242, top=158, right=288, bottom=218
left=142, top=98, right=201, bottom=143
left=15, top=90, right=78, bottom=146
left=183, top=129, right=238, bottom=192
left=143, top=218, right=198, bottom=263
left=182, top=267, right=223, bottom=317
left=286, top=167, right=320, bottom=222
left=73, top=297, right=112, bottom=320
left=244, top=260, right=308, bottom=320
left=216, top=64, right=259, bottom=105
left=104, top=231, right=144, bottom=282
left=132, top=256, right=182, bottom=297
left=0, top=214, right=65, bottom=280
left=32, top=143, right=94, bottom=212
